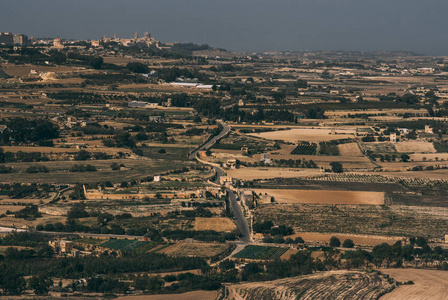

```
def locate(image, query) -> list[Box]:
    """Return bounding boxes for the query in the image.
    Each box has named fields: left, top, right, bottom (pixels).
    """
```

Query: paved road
left=188, top=120, right=251, bottom=244
left=226, top=188, right=251, bottom=243
left=188, top=120, right=231, bottom=160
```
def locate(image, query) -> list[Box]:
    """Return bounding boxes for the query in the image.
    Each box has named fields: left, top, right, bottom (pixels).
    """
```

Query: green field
left=140, top=146, right=191, bottom=161
left=99, top=239, right=162, bottom=252
left=291, top=142, right=317, bottom=155
left=233, top=245, right=288, bottom=260
left=0, top=159, right=192, bottom=184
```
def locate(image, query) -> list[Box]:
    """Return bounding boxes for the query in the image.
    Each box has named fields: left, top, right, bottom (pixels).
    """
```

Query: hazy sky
left=2, top=0, right=448, bottom=55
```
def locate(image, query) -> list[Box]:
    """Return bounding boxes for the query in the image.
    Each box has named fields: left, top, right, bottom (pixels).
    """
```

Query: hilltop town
left=0, top=32, right=448, bottom=298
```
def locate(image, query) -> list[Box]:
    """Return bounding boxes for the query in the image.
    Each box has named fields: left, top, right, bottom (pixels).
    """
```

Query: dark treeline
left=0, top=118, right=59, bottom=145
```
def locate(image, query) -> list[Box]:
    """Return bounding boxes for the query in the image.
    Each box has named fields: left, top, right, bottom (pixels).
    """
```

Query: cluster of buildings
left=0, top=32, right=31, bottom=45
left=94, top=31, right=160, bottom=48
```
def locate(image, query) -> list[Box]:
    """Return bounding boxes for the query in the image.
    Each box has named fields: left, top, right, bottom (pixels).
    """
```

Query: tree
left=67, top=202, right=89, bottom=219
left=0, top=263, right=26, bottom=294
left=401, top=154, right=410, bottom=162
left=342, top=239, right=354, bottom=248
left=74, top=150, right=91, bottom=161
left=28, top=273, right=53, bottom=295
left=127, top=62, right=149, bottom=74
left=330, top=162, right=343, bottom=173
left=296, top=79, right=308, bottom=88
left=88, top=57, right=103, bottom=69
left=329, top=236, right=341, bottom=247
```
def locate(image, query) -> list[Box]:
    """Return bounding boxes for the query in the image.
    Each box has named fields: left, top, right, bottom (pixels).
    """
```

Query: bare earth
left=286, top=232, right=404, bottom=246
left=394, top=141, right=436, bottom=153
left=116, top=290, right=217, bottom=300
left=381, top=269, right=448, bottom=300
left=254, top=189, right=385, bottom=205
left=194, top=217, right=237, bottom=232
left=224, top=270, right=395, bottom=300
left=248, top=128, right=356, bottom=143
left=227, top=167, right=321, bottom=180
left=338, top=142, right=363, bottom=156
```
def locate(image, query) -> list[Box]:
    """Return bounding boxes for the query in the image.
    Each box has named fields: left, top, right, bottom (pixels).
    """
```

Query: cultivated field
left=394, top=141, right=436, bottom=153
left=286, top=232, right=404, bottom=246
left=248, top=128, right=356, bottom=143
left=227, top=167, right=321, bottom=180
left=157, top=242, right=230, bottom=258
left=0, top=159, right=192, bottom=184
left=116, top=291, right=217, bottom=300
left=338, top=143, right=363, bottom=156
left=194, top=217, right=237, bottom=232
left=381, top=269, right=448, bottom=300
left=253, top=189, right=385, bottom=205
left=254, top=204, right=448, bottom=238
left=223, top=270, right=395, bottom=300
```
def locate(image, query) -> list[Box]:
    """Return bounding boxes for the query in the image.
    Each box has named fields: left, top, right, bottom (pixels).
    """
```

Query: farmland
left=100, top=239, right=152, bottom=252
left=253, top=203, right=448, bottom=238
left=253, top=189, right=385, bottom=205
left=194, top=217, right=237, bottom=232
left=286, top=232, right=404, bottom=246
left=248, top=128, right=356, bottom=143
left=233, top=245, right=289, bottom=260
left=291, top=142, right=317, bottom=155
left=223, top=270, right=396, bottom=300
left=156, top=242, right=231, bottom=258
left=381, top=269, right=448, bottom=300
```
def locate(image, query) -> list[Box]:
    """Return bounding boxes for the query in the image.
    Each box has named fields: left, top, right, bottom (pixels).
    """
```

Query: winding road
left=189, top=120, right=251, bottom=243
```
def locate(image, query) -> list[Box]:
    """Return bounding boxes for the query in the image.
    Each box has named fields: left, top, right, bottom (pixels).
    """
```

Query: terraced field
left=223, top=270, right=396, bottom=300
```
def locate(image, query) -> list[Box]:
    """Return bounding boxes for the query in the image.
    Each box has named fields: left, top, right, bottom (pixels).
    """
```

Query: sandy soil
left=253, top=189, right=384, bottom=205
left=227, top=167, right=321, bottom=180
left=116, top=290, right=217, bottom=300
left=248, top=128, right=356, bottom=143
left=194, top=217, right=237, bottom=232
left=381, top=269, right=448, bottom=300
left=286, top=232, right=404, bottom=246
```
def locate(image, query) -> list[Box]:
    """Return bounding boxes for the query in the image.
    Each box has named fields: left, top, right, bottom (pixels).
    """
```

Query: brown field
left=381, top=169, right=448, bottom=180
left=325, top=109, right=427, bottom=117
left=254, top=204, right=448, bottom=238
left=410, top=153, right=448, bottom=161
left=0, top=205, right=26, bottom=214
left=0, top=214, right=66, bottom=229
left=248, top=128, right=356, bottom=143
left=381, top=269, right=448, bottom=300
left=1, top=64, right=79, bottom=76
left=254, top=189, right=385, bottom=205
left=338, top=142, right=363, bottom=156
left=157, top=242, right=230, bottom=258
left=224, top=270, right=395, bottom=300
left=394, top=141, right=436, bottom=153
left=116, top=291, right=217, bottom=300
left=2, top=145, right=131, bottom=155
left=194, top=217, right=237, bottom=232
left=227, top=167, right=321, bottom=180
left=286, top=232, right=404, bottom=246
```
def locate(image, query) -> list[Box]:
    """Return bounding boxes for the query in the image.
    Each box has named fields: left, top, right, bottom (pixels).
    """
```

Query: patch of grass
left=140, top=146, right=191, bottom=161
left=434, top=142, right=448, bottom=153
left=0, top=69, right=11, bottom=79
